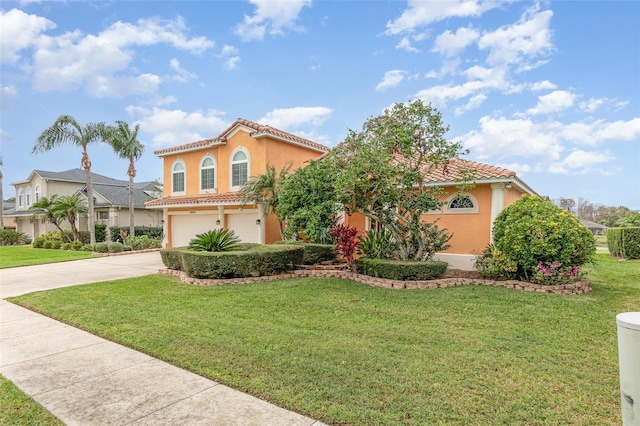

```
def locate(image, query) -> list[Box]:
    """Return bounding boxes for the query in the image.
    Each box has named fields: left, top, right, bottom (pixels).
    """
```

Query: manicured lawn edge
left=160, top=266, right=591, bottom=294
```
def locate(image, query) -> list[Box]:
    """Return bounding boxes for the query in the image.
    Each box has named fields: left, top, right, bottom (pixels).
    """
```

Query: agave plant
left=188, top=228, right=240, bottom=252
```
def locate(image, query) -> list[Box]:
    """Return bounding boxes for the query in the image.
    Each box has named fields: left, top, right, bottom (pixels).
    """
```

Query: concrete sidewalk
left=0, top=252, right=325, bottom=425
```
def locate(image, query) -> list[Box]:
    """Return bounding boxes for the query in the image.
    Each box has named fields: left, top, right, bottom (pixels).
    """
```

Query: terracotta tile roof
left=154, top=118, right=330, bottom=157
left=145, top=192, right=246, bottom=208
left=423, top=158, right=516, bottom=182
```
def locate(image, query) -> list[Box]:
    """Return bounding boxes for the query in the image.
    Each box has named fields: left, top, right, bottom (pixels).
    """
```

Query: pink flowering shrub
left=531, top=262, right=582, bottom=285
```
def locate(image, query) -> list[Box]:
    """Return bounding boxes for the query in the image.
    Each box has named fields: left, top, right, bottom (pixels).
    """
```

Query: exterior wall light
left=255, top=218, right=261, bottom=225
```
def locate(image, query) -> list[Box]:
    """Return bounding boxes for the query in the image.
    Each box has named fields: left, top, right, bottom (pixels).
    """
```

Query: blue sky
left=1, top=0, right=639, bottom=210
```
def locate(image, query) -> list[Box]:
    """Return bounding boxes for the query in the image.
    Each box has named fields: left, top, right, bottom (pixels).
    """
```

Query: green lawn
left=0, top=245, right=95, bottom=269
left=0, top=374, right=63, bottom=426
left=9, top=254, right=639, bottom=425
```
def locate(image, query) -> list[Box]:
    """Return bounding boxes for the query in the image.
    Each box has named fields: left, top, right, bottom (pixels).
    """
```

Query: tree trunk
left=128, top=162, right=136, bottom=239
left=82, top=150, right=96, bottom=246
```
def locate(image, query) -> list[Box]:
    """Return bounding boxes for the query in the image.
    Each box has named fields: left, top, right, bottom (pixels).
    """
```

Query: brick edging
left=158, top=268, right=591, bottom=295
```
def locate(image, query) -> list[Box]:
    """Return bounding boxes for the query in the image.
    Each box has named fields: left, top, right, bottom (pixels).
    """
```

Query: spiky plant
left=188, top=229, right=240, bottom=252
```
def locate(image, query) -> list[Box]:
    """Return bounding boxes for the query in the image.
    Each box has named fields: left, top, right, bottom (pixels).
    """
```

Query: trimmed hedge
left=608, top=227, right=640, bottom=259
left=275, top=241, right=337, bottom=264
left=110, top=226, right=163, bottom=242
left=355, top=258, right=448, bottom=281
left=161, top=244, right=304, bottom=279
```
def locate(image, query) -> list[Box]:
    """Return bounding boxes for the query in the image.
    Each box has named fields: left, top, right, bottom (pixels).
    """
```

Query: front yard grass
left=0, top=245, right=94, bottom=269
left=9, top=254, right=638, bottom=425
left=0, top=374, right=63, bottom=426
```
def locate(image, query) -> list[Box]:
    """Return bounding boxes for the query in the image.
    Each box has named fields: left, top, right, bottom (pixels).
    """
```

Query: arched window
left=200, top=156, right=216, bottom=191
left=35, top=185, right=41, bottom=203
left=445, top=193, right=479, bottom=214
left=231, top=149, right=249, bottom=188
left=18, top=189, right=24, bottom=207
left=172, top=161, right=186, bottom=194
left=26, top=188, right=32, bottom=206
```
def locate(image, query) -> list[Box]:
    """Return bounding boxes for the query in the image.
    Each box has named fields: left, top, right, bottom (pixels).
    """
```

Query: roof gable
left=154, top=118, right=331, bottom=157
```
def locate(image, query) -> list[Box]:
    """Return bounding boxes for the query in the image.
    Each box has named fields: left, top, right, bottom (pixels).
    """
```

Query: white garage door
left=171, top=214, right=217, bottom=247
left=227, top=212, right=260, bottom=243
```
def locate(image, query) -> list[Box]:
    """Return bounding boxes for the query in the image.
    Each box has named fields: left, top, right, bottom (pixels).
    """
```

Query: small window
left=97, top=211, right=109, bottom=220
left=231, top=150, right=249, bottom=188
left=35, top=185, right=41, bottom=203
left=26, top=188, right=32, bottom=206
left=172, top=161, right=185, bottom=194
left=445, top=193, right=479, bottom=214
left=200, top=156, right=216, bottom=191
left=18, top=189, right=24, bottom=207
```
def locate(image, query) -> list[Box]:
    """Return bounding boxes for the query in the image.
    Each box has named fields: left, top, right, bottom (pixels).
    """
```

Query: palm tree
left=28, top=195, right=71, bottom=241
left=240, top=163, right=291, bottom=239
left=52, top=194, right=88, bottom=241
left=33, top=115, right=106, bottom=245
left=104, top=120, right=144, bottom=238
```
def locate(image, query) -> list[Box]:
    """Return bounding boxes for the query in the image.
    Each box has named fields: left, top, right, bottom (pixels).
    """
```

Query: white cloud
left=258, top=106, right=332, bottom=129
left=497, top=162, right=532, bottom=176
left=526, top=90, right=576, bottom=115
left=233, top=0, right=312, bottom=42
left=548, top=150, right=614, bottom=175
left=126, top=105, right=229, bottom=146
left=376, top=70, right=407, bottom=92
left=26, top=15, right=214, bottom=97
left=385, top=0, right=507, bottom=35
left=530, top=80, right=557, bottom=91
left=216, top=45, right=241, bottom=70
left=0, top=85, right=18, bottom=110
left=454, top=93, right=487, bottom=115
left=0, top=8, right=55, bottom=64
left=169, top=58, right=197, bottom=83
left=396, top=36, right=420, bottom=53
left=477, top=5, right=554, bottom=68
left=432, top=26, right=479, bottom=57
left=462, top=116, right=565, bottom=160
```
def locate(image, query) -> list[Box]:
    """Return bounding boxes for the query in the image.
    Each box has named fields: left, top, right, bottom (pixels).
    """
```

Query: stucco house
left=145, top=118, right=331, bottom=247
left=7, top=169, right=163, bottom=240
left=342, top=158, right=537, bottom=269
left=148, top=118, right=537, bottom=269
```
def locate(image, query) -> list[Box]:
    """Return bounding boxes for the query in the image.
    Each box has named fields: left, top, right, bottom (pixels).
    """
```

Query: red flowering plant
left=329, top=224, right=359, bottom=269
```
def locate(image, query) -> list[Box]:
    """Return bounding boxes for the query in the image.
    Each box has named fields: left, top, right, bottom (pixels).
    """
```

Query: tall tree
left=240, top=163, right=291, bottom=239
left=28, top=195, right=70, bottom=241
left=104, top=120, right=144, bottom=238
left=33, top=115, right=106, bottom=245
left=326, top=100, right=469, bottom=260
left=52, top=194, right=88, bottom=241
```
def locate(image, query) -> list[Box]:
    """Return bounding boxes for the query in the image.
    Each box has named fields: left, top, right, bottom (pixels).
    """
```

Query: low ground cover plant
left=9, top=253, right=635, bottom=425
left=0, top=229, right=31, bottom=246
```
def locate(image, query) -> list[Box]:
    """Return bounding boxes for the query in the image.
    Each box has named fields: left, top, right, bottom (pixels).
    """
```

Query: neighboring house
left=342, top=158, right=537, bottom=270
left=580, top=220, right=608, bottom=235
left=2, top=201, right=16, bottom=230
left=145, top=118, right=332, bottom=247
left=7, top=169, right=162, bottom=240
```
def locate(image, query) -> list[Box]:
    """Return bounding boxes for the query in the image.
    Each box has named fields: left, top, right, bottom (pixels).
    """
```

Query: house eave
left=419, top=177, right=538, bottom=195
left=154, top=140, right=226, bottom=158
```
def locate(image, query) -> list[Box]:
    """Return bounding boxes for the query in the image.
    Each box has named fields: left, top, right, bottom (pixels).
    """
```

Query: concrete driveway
left=0, top=251, right=324, bottom=426
left=0, top=251, right=165, bottom=298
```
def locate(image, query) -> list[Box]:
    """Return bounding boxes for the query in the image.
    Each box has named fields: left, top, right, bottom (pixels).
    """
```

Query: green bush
left=0, top=229, right=30, bottom=246
left=160, top=248, right=188, bottom=270
left=43, top=240, right=53, bottom=249
left=71, top=240, right=84, bottom=251
left=51, top=240, right=62, bottom=250
left=62, top=243, right=72, bottom=250
left=95, top=223, right=107, bottom=243
left=275, top=241, right=337, bottom=264
left=474, top=245, right=518, bottom=280
left=109, top=226, right=163, bottom=242
left=83, top=244, right=94, bottom=251
left=608, top=227, right=640, bottom=259
left=94, top=242, right=109, bottom=253
left=107, top=242, right=124, bottom=253
left=490, top=195, right=596, bottom=281
left=125, top=235, right=162, bottom=250
left=357, top=228, right=397, bottom=259
left=178, top=244, right=304, bottom=279
left=355, top=258, right=448, bottom=280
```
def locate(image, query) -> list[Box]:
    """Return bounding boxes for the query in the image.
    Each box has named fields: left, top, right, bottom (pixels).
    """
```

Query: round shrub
left=43, top=240, right=53, bottom=249
left=70, top=240, right=84, bottom=251
left=32, top=237, right=45, bottom=248
left=492, top=195, right=595, bottom=280
left=62, top=243, right=72, bottom=250
left=50, top=240, right=62, bottom=250
left=94, top=242, right=109, bottom=253
left=107, top=242, right=124, bottom=253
